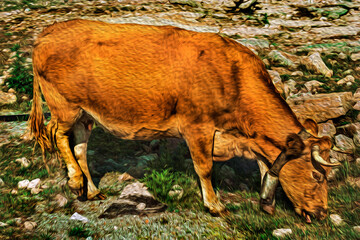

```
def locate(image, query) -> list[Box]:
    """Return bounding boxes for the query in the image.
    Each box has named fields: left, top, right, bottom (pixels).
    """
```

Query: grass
left=6, top=44, right=33, bottom=98
left=0, top=126, right=359, bottom=239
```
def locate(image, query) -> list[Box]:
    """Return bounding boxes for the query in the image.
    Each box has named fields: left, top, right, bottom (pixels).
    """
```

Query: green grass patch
left=7, top=44, right=33, bottom=98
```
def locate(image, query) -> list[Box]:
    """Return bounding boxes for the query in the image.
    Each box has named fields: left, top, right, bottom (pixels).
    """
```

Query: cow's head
left=282, top=119, right=342, bottom=223
left=280, top=135, right=336, bottom=223
left=261, top=120, right=340, bottom=223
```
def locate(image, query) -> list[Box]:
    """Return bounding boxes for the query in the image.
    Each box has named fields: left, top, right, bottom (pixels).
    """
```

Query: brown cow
left=29, top=19, right=339, bottom=222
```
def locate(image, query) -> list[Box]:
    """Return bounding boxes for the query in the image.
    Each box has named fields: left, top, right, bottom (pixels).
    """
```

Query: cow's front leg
left=183, top=125, right=226, bottom=216
left=72, top=118, right=106, bottom=200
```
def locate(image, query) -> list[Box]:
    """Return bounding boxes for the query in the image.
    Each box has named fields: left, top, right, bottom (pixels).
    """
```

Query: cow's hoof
left=68, top=176, right=84, bottom=196
left=208, top=202, right=226, bottom=217
left=261, top=203, right=275, bottom=215
left=91, top=192, right=107, bottom=200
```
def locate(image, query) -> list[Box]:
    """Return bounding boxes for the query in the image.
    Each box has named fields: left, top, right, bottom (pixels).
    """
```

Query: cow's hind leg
left=183, top=125, right=226, bottom=216
left=72, top=115, right=105, bottom=200
left=56, top=121, right=85, bottom=197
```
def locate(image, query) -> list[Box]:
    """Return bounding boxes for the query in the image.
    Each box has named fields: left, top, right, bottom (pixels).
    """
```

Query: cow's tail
left=28, top=68, right=55, bottom=172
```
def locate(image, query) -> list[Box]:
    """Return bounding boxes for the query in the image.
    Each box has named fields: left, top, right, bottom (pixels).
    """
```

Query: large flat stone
left=287, top=92, right=352, bottom=122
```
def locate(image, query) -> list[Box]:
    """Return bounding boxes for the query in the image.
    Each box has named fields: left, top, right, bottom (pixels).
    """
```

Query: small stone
left=301, top=52, right=333, bottom=77
left=0, top=222, right=8, bottom=227
left=356, top=158, right=360, bottom=165
left=0, top=91, right=17, bottom=106
left=318, top=120, right=336, bottom=137
left=27, top=178, right=41, bottom=189
left=351, top=52, right=360, bottom=61
left=11, top=189, right=18, bottom=195
left=24, top=221, right=37, bottom=231
left=291, top=71, right=304, bottom=77
left=353, top=226, right=360, bottom=233
left=338, top=52, right=347, bottom=60
left=304, top=80, right=322, bottom=92
left=14, top=218, right=22, bottom=226
left=18, top=180, right=30, bottom=189
left=168, top=184, right=184, bottom=200
left=330, top=214, right=343, bottom=226
left=272, top=228, right=292, bottom=238
left=335, top=134, right=355, bottom=152
left=15, top=157, right=30, bottom=168
left=70, top=212, right=89, bottom=223
left=268, top=70, right=284, bottom=94
left=8, top=88, right=15, bottom=93
left=118, top=173, right=134, bottom=182
left=337, top=75, right=355, bottom=85
left=0, top=178, right=4, bottom=187
left=31, top=188, right=42, bottom=195
left=136, top=203, right=146, bottom=210
left=262, top=59, right=270, bottom=67
left=54, top=194, right=68, bottom=207
left=21, top=95, right=29, bottom=101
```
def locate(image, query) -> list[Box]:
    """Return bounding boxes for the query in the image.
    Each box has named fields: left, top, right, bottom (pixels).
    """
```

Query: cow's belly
left=85, top=107, right=181, bottom=140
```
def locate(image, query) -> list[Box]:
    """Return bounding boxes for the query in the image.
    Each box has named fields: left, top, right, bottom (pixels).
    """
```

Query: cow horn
left=312, top=145, right=341, bottom=167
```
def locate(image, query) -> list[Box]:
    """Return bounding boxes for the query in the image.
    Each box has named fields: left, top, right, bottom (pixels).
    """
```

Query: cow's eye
left=312, top=170, right=324, bottom=183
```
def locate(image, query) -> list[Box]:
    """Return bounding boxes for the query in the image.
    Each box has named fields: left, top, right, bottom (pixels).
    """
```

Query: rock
left=169, top=0, right=200, bottom=8
left=330, top=150, right=354, bottom=163
left=272, top=228, right=292, bottom=238
left=15, top=157, right=30, bottom=168
left=291, top=71, right=304, bottom=77
left=353, top=134, right=360, bottom=148
left=212, top=13, right=228, bottom=19
left=24, top=221, right=37, bottom=231
left=136, top=153, right=158, bottom=167
left=0, top=91, right=17, bottom=106
left=284, top=79, right=297, bottom=98
left=354, top=88, right=360, bottom=101
left=310, top=26, right=359, bottom=39
left=8, top=88, right=15, bottom=93
left=330, top=214, right=343, bottom=226
left=304, top=80, right=323, bottom=93
left=239, top=0, right=257, bottom=10
left=11, top=189, right=18, bottom=195
left=136, top=202, right=146, bottom=210
left=268, top=50, right=296, bottom=68
left=271, top=19, right=332, bottom=28
left=236, top=38, right=270, bottom=50
left=70, top=212, right=89, bottom=223
left=27, top=178, right=41, bottom=189
left=353, top=226, right=360, bottom=233
left=335, top=134, right=355, bottom=152
left=31, top=188, right=42, bottom=195
left=54, top=194, right=68, bottom=207
left=268, top=70, right=284, bottom=94
left=100, top=181, right=166, bottom=218
left=301, top=52, right=332, bottom=77
left=118, top=172, right=134, bottom=182
left=18, top=180, right=30, bottom=189
left=221, top=25, right=283, bottom=38
left=287, top=92, right=352, bottom=122
left=327, top=167, right=339, bottom=182
left=318, top=120, right=336, bottom=137
left=351, top=52, right=360, bottom=61
left=239, top=183, right=249, bottom=192
left=0, top=178, right=4, bottom=187
left=0, top=222, right=8, bottom=227
left=99, top=172, right=124, bottom=189
left=168, top=184, right=184, bottom=200
left=353, top=101, right=360, bottom=111
left=337, top=75, right=355, bottom=85
left=338, top=52, right=347, bottom=60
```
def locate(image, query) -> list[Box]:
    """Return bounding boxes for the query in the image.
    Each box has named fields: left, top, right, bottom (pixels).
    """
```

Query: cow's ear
left=302, top=118, right=319, bottom=136
left=285, top=133, right=305, bottom=158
